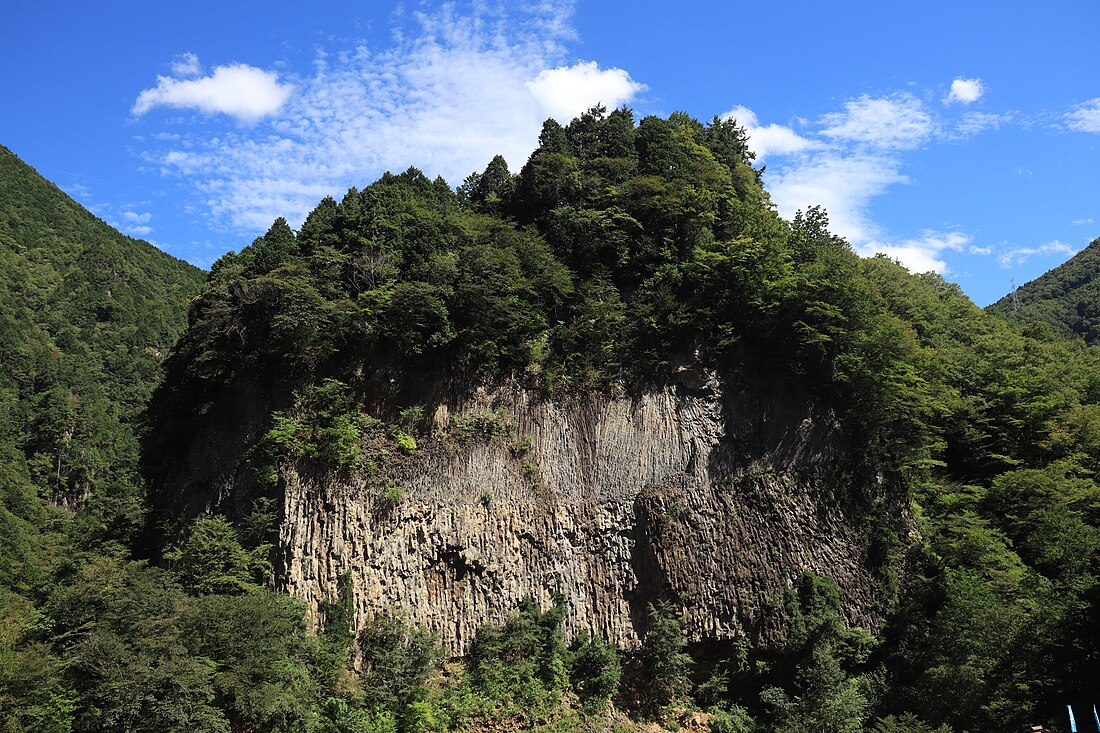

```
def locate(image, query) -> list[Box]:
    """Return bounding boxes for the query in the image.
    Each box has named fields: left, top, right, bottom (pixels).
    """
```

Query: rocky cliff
left=272, top=364, right=891, bottom=655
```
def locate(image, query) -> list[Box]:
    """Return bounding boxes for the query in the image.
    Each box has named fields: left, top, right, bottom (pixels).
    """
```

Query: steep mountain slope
left=0, top=143, right=204, bottom=573
left=987, top=237, right=1100, bottom=342
left=0, top=146, right=216, bottom=730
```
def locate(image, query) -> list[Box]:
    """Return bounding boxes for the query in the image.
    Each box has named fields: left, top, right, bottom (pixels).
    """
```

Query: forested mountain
left=0, top=146, right=206, bottom=727
left=0, top=145, right=204, bottom=513
left=988, top=237, right=1100, bottom=343
left=3, top=111, right=1100, bottom=733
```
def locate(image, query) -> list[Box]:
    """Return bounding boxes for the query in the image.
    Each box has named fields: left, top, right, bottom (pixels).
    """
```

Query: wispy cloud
left=733, top=80, right=1021, bottom=274
left=134, top=3, right=645, bottom=232
left=170, top=52, right=203, bottom=78
left=999, top=240, right=1077, bottom=267
left=767, top=152, right=907, bottom=244
left=122, top=210, right=154, bottom=235
left=857, top=231, right=971, bottom=274
left=79, top=201, right=157, bottom=239
left=819, top=93, right=934, bottom=150
left=64, top=181, right=93, bottom=203
left=1066, top=99, right=1100, bottom=133
left=122, top=211, right=151, bottom=224
left=945, top=78, right=984, bottom=105
left=741, top=93, right=934, bottom=248
left=133, top=59, right=294, bottom=123
left=1072, top=217, right=1094, bottom=226
left=953, top=111, right=1012, bottom=138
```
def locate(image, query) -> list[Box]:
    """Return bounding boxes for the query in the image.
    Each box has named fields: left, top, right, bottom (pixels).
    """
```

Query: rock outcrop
left=275, top=366, right=890, bottom=654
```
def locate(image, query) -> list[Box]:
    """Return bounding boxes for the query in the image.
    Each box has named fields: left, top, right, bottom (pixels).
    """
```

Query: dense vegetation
left=3, top=107, right=1100, bottom=732
left=0, top=146, right=208, bottom=727
left=0, top=145, right=207, bottom=723
left=989, top=237, right=1100, bottom=343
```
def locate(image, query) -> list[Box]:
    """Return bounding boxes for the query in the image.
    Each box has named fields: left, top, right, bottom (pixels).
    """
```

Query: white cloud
left=122, top=210, right=152, bottom=224
left=732, top=90, right=1013, bottom=277
left=133, top=61, right=293, bottom=123
left=88, top=204, right=156, bottom=238
left=819, top=94, right=934, bottom=150
left=171, top=52, right=202, bottom=78
left=750, top=95, right=952, bottom=256
left=953, top=111, right=1012, bottom=138
left=946, top=78, right=983, bottom=105
left=767, top=152, right=907, bottom=243
left=999, top=240, right=1077, bottom=267
left=856, top=231, right=971, bottom=274
left=120, top=211, right=153, bottom=236
left=65, top=182, right=92, bottom=202
left=722, top=105, right=818, bottom=159
left=863, top=246, right=945, bottom=274
left=525, top=61, right=645, bottom=122
left=1066, top=99, right=1100, bottom=133
left=134, top=8, right=1006, bottom=278
left=1072, top=217, right=1094, bottom=226
left=138, top=3, right=604, bottom=232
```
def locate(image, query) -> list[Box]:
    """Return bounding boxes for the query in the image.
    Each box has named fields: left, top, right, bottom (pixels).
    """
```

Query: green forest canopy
left=3, top=109, right=1100, bottom=732
left=988, top=237, right=1100, bottom=344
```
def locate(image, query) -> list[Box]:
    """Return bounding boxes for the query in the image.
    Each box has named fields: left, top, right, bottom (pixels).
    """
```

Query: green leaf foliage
left=0, top=145, right=202, bottom=552
left=637, top=602, right=693, bottom=715
left=8, top=106, right=1100, bottom=733
left=164, top=514, right=269, bottom=595
left=466, top=596, right=570, bottom=712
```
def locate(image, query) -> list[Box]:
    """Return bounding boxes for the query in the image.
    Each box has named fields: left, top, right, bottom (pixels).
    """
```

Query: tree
left=537, top=118, right=569, bottom=153
left=567, top=632, right=622, bottom=711
left=297, top=196, right=339, bottom=254
left=565, top=104, right=609, bottom=160
left=250, top=217, right=299, bottom=275
left=180, top=592, right=319, bottom=731
left=870, top=713, right=953, bottom=733
left=761, top=572, right=878, bottom=733
left=703, top=115, right=755, bottom=170
left=43, top=557, right=229, bottom=733
left=638, top=602, right=692, bottom=714
left=790, top=206, right=848, bottom=264
left=165, top=515, right=268, bottom=596
left=356, top=610, right=442, bottom=713
left=460, top=155, right=515, bottom=213
left=466, top=597, right=568, bottom=711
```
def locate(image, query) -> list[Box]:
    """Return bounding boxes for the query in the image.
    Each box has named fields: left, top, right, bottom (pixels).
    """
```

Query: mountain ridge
left=0, top=141, right=204, bottom=547
left=987, top=236, right=1100, bottom=342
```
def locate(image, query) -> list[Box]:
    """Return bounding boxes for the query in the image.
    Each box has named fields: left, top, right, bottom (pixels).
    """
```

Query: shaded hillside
left=0, top=142, right=204, bottom=576
left=0, top=145, right=210, bottom=730
left=988, top=237, right=1100, bottom=342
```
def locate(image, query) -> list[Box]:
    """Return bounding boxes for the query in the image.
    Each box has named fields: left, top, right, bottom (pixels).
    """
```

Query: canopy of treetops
left=2, top=108, right=1099, bottom=733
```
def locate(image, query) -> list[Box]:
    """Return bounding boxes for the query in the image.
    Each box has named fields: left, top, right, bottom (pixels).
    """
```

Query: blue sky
left=3, top=1, right=1099, bottom=306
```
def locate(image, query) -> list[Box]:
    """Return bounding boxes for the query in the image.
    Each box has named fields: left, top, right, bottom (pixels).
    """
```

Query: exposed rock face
left=276, top=367, right=888, bottom=654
